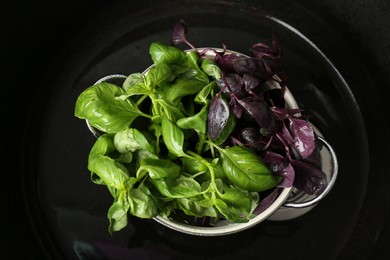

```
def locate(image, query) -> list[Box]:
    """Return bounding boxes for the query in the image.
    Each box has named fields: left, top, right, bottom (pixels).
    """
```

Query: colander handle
left=283, top=136, right=338, bottom=208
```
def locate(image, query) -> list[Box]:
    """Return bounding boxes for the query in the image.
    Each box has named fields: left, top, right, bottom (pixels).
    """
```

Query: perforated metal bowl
left=86, top=48, right=338, bottom=236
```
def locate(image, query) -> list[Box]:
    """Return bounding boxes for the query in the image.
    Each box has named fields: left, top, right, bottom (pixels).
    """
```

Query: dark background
left=2, top=0, right=389, bottom=259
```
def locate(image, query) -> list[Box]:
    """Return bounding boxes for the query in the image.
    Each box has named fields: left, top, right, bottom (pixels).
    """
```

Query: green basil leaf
left=145, top=63, right=173, bottom=88
left=114, top=128, right=155, bottom=154
left=116, top=84, right=151, bottom=101
left=211, top=159, right=229, bottom=183
left=169, top=64, right=192, bottom=76
left=89, top=156, right=129, bottom=189
left=88, top=135, right=130, bottom=190
left=161, top=77, right=206, bottom=105
left=201, top=178, right=224, bottom=196
left=182, top=51, right=209, bottom=83
left=137, top=157, right=180, bottom=180
left=135, top=149, right=158, bottom=164
left=122, top=72, right=145, bottom=91
left=149, top=42, right=186, bottom=65
left=199, top=180, right=256, bottom=222
left=75, top=82, right=145, bottom=133
left=113, top=151, right=133, bottom=164
left=158, top=51, right=209, bottom=104
left=148, top=124, right=162, bottom=155
left=201, top=59, right=221, bottom=79
left=214, top=199, right=249, bottom=223
left=150, top=175, right=202, bottom=198
left=177, top=197, right=218, bottom=218
left=176, top=104, right=208, bottom=134
left=181, top=157, right=207, bottom=175
left=128, top=188, right=158, bottom=219
left=195, top=159, right=229, bottom=184
left=194, top=81, right=215, bottom=105
left=156, top=98, right=186, bottom=121
left=90, top=171, right=105, bottom=185
left=107, top=190, right=129, bottom=233
left=138, top=182, right=175, bottom=218
left=218, top=184, right=258, bottom=214
left=161, top=116, right=186, bottom=157
left=219, top=146, right=282, bottom=192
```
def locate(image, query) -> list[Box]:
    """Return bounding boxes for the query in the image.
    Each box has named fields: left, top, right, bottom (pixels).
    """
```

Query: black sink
left=2, top=1, right=389, bottom=259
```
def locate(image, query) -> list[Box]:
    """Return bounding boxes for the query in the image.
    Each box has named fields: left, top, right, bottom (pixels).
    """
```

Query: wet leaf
left=207, top=95, right=237, bottom=144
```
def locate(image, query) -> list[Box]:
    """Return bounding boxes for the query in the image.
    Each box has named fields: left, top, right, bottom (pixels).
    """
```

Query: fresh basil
left=127, top=188, right=158, bottom=219
left=107, top=190, right=130, bottom=233
left=161, top=115, right=186, bottom=157
left=145, top=63, right=173, bottom=88
left=207, top=95, right=237, bottom=145
left=113, top=128, right=155, bottom=154
left=149, top=42, right=186, bottom=65
left=150, top=175, right=202, bottom=198
left=177, top=197, right=218, bottom=218
left=176, top=103, right=208, bottom=134
left=137, top=157, right=180, bottom=180
left=75, top=22, right=325, bottom=233
left=218, top=146, right=282, bottom=192
left=122, top=72, right=144, bottom=91
left=75, top=82, right=149, bottom=133
left=88, top=135, right=130, bottom=190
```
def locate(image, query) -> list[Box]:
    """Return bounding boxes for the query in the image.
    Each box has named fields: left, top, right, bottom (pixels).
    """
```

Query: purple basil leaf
left=239, top=127, right=260, bottom=143
left=252, top=56, right=282, bottom=80
left=231, top=102, right=245, bottom=118
left=208, top=95, right=226, bottom=141
left=260, top=59, right=274, bottom=77
left=250, top=45, right=277, bottom=59
left=242, top=73, right=260, bottom=91
left=233, top=56, right=280, bottom=83
left=263, top=151, right=288, bottom=171
left=271, top=107, right=303, bottom=120
left=291, top=159, right=327, bottom=195
left=170, top=19, right=195, bottom=49
left=250, top=42, right=279, bottom=59
left=250, top=34, right=281, bottom=60
left=288, top=118, right=315, bottom=159
left=304, top=136, right=323, bottom=168
left=242, top=35, right=286, bottom=85
left=272, top=127, right=296, bottom=161
left=207, top=95, right=236, bottom=143
left=253, top=188, right=281, bottom=215
left=263, top=151, right=294, bottom=188
left=237, top=96, right=278, bottom=136
left=171, top=19, right=187, bottom=45
left=239, top=127, right=265, bottom=151
left=276, top=164, right=294, bottom=188
left=215, top=53, right=241, bottom=73
left=232, top=57, right=259, bottom=76
left=216, top=74, right=245, bottom=98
